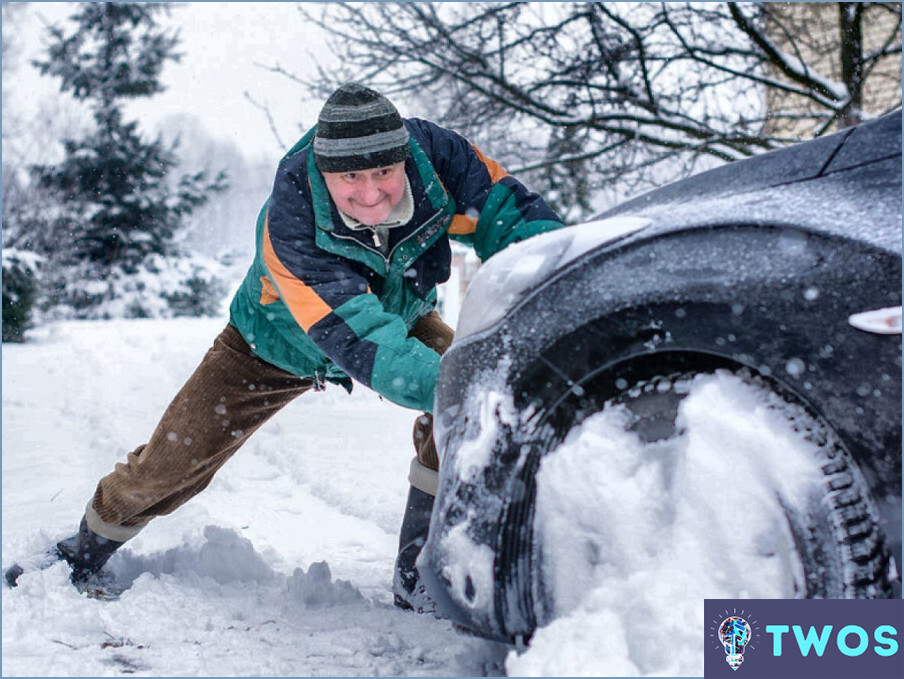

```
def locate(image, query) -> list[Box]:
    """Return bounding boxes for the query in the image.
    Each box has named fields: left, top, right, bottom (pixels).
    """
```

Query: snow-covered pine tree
left=31, top=2, right=228, bottom=318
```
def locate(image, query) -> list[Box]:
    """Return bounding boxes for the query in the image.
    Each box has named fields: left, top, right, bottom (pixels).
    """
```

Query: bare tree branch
left=243, top=91, right=288, bottom=153
left=284, top=1, right=900, bottom=218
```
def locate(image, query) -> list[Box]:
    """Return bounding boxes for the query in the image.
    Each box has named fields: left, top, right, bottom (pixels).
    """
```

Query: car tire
left=497, top=363, right=898, bottom=637
left=604, top=368, right=896, bottom=600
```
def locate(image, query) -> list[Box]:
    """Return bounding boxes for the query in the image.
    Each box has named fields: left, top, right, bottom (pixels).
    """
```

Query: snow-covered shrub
left=2, top=249, right=44, bottom=342
left=44, top=252, right=229, bottom=320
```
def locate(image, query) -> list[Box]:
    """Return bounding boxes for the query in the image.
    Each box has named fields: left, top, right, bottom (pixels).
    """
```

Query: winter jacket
left=228, top=117, right=564, bottom=413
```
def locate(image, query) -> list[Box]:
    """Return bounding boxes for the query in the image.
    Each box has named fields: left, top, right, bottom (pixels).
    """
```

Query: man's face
left=322, top=162, right=407, bottom=227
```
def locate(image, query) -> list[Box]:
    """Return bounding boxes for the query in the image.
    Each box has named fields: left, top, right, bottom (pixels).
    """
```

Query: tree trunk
left=838, top=2, right=864, bottom=127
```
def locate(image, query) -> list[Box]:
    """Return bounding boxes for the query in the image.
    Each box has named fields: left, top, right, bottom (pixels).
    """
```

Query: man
left=11, top=83, right=564, bottom=610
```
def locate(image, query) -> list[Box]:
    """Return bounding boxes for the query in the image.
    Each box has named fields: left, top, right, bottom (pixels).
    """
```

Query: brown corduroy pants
left=87, top=312, right=454, bottom=541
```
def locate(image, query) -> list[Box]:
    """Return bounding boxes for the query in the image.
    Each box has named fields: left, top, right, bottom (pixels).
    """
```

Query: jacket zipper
left=326, top=229, right=392, bottom=273
left=323, top=204, right=447, bottom=275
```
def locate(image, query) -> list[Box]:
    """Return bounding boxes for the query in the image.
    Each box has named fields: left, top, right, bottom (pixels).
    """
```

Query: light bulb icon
left=718, top=615, right=751, bottom=671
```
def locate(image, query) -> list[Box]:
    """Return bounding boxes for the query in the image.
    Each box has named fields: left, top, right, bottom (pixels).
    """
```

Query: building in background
left=765, top=2, right=902, bottom=139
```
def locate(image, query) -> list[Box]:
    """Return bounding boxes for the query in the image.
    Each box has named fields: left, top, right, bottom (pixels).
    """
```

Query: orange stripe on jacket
left=448, top=146, right=512, bottom=236
left=472, top=145, right=510, bottom=182
left=262, top=217, right=332, bottom=332
left=449, top=214, right=478, bottom=235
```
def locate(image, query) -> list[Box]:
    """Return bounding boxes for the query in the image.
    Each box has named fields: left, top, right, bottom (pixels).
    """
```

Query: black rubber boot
left=56, top=516, right=124, bottom=584
left=392, top=486, right=435, bottom=612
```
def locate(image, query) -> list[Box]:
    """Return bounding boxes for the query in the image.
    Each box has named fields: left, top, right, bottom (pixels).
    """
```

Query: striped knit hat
left=313, top=83, right=410, bottom=173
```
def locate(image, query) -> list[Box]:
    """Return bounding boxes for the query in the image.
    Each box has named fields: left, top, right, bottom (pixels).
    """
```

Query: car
left=421, top=111, right=902, bottom=644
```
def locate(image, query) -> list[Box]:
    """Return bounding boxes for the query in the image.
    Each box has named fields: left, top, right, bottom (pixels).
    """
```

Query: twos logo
left=716, top=614, right=753, bottom=670
left=703, top=599, right=903, bottom=679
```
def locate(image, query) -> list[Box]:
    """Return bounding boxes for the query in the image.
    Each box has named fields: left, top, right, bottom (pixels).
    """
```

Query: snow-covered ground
left=2, top=317, right=508, bottom=677
left=2, top=316, right=832, bottom=677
